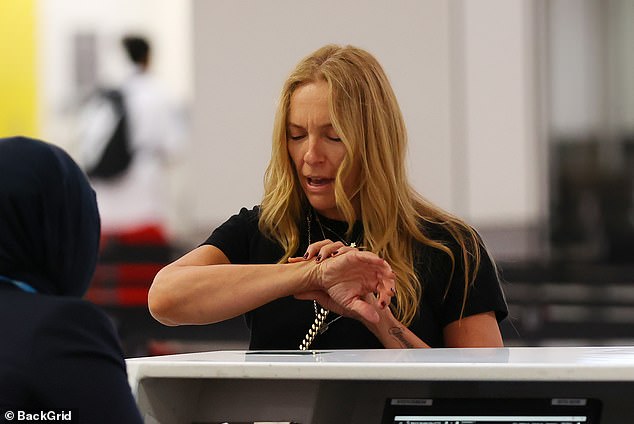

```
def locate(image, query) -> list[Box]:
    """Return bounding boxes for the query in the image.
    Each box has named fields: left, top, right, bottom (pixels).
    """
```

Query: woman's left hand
left=288, top=238, right=356, bottom=264
left=289, top=240, right=394, bottom=323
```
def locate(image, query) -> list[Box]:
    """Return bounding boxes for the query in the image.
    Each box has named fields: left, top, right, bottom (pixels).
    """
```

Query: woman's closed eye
left=288, top=133, right=306, bottom=141
left=325, top=127, right=342, bottom=142
left=287, top=134, right=340, bottom=142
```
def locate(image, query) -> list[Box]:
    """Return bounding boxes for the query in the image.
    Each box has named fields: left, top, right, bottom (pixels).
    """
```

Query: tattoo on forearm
left=388, top=327, right=414, bottom=348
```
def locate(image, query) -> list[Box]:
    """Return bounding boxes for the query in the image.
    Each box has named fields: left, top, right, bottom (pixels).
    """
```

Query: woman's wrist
left=363, top=304, right=398, bottom=336
left=363, top=305, right=428, bottom=348
left=292, top=258, right=323, bottom=293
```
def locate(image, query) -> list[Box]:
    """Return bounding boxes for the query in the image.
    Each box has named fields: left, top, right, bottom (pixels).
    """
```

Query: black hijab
left=0, top=137, right=100, bottom=297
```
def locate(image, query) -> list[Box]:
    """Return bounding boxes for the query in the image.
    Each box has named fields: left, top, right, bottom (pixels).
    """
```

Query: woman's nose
left=303, top=137, right=325, bottom=165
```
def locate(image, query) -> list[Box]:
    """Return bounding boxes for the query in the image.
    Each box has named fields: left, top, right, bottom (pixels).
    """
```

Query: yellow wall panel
left=0, top=0, right=38, bottom=138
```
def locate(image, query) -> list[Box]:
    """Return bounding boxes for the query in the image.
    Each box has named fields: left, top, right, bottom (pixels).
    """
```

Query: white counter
left=126, top=347, right=634, bottom=424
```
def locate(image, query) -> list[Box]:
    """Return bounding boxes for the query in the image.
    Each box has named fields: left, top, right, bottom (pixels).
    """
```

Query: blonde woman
left=149, top=45, right=507, bottom=350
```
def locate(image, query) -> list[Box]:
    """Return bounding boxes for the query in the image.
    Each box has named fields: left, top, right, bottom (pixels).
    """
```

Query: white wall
left=458, top=0, right=540, bottom=226
left=548, top=0, right=603, bottom=138
left=190, top=0, right=541, bottom=235
left=548, top=0, right=634, bottom=137
left=617, top=1, right=634, bottom=132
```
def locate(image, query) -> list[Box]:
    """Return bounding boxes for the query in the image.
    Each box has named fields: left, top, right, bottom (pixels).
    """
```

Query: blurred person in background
left=0, top=137, right=143, bottom=423
left=78, top=34, right=184, bottom=248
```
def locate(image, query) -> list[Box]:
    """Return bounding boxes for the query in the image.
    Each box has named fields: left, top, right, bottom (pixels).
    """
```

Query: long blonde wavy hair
left=259, top=44, right=482, bottom=326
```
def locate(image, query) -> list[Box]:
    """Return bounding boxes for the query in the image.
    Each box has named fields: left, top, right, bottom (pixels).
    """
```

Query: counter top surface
left=126, top=346, right=634, bottom=383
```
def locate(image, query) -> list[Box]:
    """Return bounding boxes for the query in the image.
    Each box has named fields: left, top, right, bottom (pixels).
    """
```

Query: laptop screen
left=382, top=398, right=602, bottom=424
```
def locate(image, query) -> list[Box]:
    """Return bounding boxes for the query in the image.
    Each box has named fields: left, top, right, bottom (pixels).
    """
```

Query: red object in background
left=100, top=224, right=167, bottom=247
left=85, top=263, right=165, bottom=306
left=85, top=225, right=170, bottom=307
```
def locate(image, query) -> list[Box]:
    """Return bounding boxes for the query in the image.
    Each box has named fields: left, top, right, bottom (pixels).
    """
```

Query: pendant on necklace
left=349, top=242, right=356, bottom=248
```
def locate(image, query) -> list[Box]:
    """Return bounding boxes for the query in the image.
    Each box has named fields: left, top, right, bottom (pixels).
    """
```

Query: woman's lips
left=307, top=176, right=332, bottom=185
left=306, top=176, right=334, bottom=192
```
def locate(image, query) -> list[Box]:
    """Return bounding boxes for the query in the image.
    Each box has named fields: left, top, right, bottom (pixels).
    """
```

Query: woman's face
left=287, top=80, right=361, bottom=220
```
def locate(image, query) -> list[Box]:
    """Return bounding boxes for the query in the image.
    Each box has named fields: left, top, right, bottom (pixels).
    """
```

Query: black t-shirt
left=204, top=206, right=508, bottom=350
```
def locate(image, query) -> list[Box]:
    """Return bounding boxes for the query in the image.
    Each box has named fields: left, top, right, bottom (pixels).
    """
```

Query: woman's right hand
left=290, top=240, right=395, bottom=323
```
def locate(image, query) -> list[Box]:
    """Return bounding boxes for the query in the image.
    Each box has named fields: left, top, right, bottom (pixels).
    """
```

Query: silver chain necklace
left=314, top=213, right=361, bottom=248
left=298, top=211, right=354, bottom=350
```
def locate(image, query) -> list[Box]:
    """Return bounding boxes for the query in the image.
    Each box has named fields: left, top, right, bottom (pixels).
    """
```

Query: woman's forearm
left=148, top=260, right=317, bottom=326
left=365, top=308, right=431, bottom=349
left=149, top=244, right=395, bottom=328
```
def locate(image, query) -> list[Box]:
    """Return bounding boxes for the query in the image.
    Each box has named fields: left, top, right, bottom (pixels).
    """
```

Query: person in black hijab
left=0, top=137, right=142, bottom=423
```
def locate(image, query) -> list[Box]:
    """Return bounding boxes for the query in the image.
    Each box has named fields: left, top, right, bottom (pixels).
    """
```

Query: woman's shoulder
left=413, top=218, right=487, bottom=275
left=204, top=205, right=281, bottom=264
left=417, top=219, right=475, bottom=251
left=419, top=219, right=453, bottom=241
left=205, top=205, right=261, bottom=239
left=242, top=205, right=262, bottom=222
left=226, top=205, right=261, bottom=226
left=413, top=219, right=506, bottom=319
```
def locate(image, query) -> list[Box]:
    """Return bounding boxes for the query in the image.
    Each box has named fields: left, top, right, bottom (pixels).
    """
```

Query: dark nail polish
left=315, top=255, right=322, bottom=262
left=303, top=252, right=309, bottom=259
left=332, top=250, right=339, bottom=256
